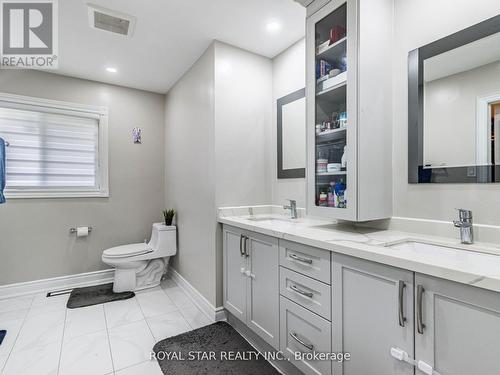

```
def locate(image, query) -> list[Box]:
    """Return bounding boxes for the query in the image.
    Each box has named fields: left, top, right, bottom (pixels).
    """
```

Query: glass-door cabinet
left=307, top=0, right=356, bottom=220
left=306, top=0, right=393, bottom=221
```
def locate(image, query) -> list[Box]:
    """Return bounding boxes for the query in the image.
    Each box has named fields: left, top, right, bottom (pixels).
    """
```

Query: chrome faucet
left=283, top=199, right=298, bottom=219
left=453, top=209, right=473, bottom=244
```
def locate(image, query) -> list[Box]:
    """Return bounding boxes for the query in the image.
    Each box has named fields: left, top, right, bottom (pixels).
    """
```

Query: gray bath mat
left=153, top=321, right=281, bottom=375
left=67, top=283, right=135, bottom=309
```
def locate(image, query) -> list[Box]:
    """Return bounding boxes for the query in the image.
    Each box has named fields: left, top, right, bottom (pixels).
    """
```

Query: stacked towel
left=0, top=138, right=5, bottom=204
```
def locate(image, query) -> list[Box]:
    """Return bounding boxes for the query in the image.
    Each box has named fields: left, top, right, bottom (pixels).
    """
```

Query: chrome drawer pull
left=398, top=280, right=406, bottom=327
left=417, top=285, right=426, bottom=334
left=289, top=253, right=313, bottom=264
left=290, top=284, right=314, bottom=298
left=239, top=235, right=245, bottom=257
left=290, top=332, right=314, bottom=351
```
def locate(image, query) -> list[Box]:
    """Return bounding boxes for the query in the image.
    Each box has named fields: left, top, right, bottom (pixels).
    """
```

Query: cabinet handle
left=289, top=253, right=313, bottom=264
left=290, top=284, right=314, bottom=298
left=290, top=332, right=314, bottom=351
left=244, top=236, right=249, bottom=257
left=417, top=285, right=426, bottom=334
left=239, top=235, right=245, bottom=257
left=398, top=281, right=406, bottom=327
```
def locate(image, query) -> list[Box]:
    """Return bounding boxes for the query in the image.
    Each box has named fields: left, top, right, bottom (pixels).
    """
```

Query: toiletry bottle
left=335, top=179, right=346, bottom=208
left=341, top=145, right=347, bottom=170
left=327, top=182, right=336, bottom=207
left=319, top=191, right=328, bottom=207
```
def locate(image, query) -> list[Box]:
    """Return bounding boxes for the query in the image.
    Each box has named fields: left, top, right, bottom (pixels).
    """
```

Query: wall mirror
left=408, top=15, right=500, bottom=183
left=277, top=88, right=306, bottom=179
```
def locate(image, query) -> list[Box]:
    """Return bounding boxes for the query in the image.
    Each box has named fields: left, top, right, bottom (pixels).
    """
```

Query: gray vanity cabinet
left=332, top=254, right=414, bottom=375
left=223, top=226, right=247, bottom=322
left=222, top=225, right=280, bottom=349
left=415, top=274, right=500, bottom=375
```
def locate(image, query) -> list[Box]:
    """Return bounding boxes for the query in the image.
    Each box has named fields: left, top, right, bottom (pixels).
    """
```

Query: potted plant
left=163, top=209, right=176, bottom=226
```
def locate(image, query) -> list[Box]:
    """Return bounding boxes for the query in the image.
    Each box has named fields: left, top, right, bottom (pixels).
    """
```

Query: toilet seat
left=103, top=243, right=153, bottom=258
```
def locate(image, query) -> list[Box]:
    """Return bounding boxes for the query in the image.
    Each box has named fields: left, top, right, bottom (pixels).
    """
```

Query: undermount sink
left=386, top=240, right=500, bottom=274
left=387, top=240, right=466, bottom=254
left=246, top=216, right=293, bottom=223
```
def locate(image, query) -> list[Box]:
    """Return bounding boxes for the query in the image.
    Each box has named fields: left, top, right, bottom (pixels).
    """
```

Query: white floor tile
left=0, top=308, right=28, bottom=323
left=32, top=292, right=68, bottom=307
left=108, top=320, right=156, bottom=371
left=180, top=305, right=212, bottom=330
left=65, top=305, right=106, bottom=340
left=27, top=293, right=68, bottom=318
left=136, top=290, right=177, bottom=318
left=0, top=354, right=8, bottom=373
left=114, top=360, right=163, bottom=375
left=2, top=340, right=60, bottom=375
left=0, top=295, right=33, bottom=313
left=159, top=278, right=177, bottom=290
left=13, top=309, right=65, bottom=352
left=146, top=310, right=191, bottom=341
left=104, top=298, right=144, bottom=329
left=0, top=319, right=24, bottom=357
left=163, top=287, right=194, bottom=309
left=59, top=330, right=113, bottom=375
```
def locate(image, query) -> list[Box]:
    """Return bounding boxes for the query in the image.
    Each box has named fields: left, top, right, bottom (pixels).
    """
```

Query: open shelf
left=317, top=74, right=347, bottom=98
left=316, top=36, right=347, bottom=61
left=316, top=128, right=346, bottom=143
left=316, top=171, right=347, bottom=176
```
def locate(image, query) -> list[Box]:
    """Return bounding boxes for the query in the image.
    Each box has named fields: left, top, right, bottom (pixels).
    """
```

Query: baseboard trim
left=0, top=269, right=115, bottom=300
left=168, top=268, right=225, bottom=322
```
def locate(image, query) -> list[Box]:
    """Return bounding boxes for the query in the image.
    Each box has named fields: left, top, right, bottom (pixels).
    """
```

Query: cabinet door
left=222, top=226, right=247, bottom=322
left=332, top=254, right=414, bottom=375
left=306, top=0, right=358, bottom=221
left=415, top=274, right=500, bottom=375
left=280, top=296, right=332, bottom=375
left=246, top=232, right=279, bottom=349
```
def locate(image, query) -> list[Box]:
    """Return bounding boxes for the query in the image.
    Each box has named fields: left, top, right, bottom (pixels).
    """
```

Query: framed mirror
left=408, top=15, right=500, bottom=183
left=277, top=88, right=306, bottom=179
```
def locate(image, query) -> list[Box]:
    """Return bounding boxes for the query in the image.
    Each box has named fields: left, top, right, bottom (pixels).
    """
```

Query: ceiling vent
left=87, top=4, right=136, bottom=38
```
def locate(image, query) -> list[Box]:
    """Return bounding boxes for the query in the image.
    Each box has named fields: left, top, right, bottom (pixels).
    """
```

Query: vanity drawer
left=279, top=240, right=331, bottom=284
left=280, top=296, right=332, bottom=375
left=280, top=267, right=331, bottom=321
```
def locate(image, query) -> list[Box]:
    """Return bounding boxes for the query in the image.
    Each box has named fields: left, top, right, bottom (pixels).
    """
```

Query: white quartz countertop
left=218, top=209, right=500, bottom=293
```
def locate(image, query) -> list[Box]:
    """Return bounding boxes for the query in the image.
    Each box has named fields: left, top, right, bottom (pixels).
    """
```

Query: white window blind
left=0, top=94, right=109, bottom=198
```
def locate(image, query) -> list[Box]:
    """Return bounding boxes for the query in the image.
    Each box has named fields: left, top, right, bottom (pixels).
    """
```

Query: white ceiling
left=57, top=0, right=306, bottom=93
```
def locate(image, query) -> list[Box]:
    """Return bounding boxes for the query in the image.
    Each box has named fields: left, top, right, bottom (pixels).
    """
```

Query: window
left=0, top=93, right=108, bottom=198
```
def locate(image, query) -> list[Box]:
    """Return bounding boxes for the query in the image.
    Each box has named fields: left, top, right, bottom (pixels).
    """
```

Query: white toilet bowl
left=102, top=223, right=177, bottom=293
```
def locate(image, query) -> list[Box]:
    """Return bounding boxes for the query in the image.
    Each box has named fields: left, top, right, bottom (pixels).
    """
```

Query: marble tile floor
left=0, top=278, right=213, bottom=375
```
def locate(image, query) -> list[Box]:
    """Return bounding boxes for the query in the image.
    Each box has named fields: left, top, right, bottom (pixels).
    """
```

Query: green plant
left=163, top=209, right=176, bottom=226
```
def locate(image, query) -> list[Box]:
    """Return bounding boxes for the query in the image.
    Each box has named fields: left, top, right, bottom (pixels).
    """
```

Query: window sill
left=4, top=189, right=109, bottom=199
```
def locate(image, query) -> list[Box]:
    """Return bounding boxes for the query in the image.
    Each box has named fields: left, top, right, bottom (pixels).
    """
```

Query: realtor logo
left=0, top=0, right=58, bottom=68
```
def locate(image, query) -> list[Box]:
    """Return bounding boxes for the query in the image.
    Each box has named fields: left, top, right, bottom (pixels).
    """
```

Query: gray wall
left=393, top=0, right=500, bottom=226
left=164, top=45, right=218, bottom=306
left=164, top=41, right=272, bottom=307
left=214, top=41, right=273, bottom=307
left=0, top=70, right=166, bottom=285
left=271, top=39, right=307, bottom=208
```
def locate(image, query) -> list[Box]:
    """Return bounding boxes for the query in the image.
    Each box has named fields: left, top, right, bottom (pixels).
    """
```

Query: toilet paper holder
left=69, top=227, right=93, bottom=234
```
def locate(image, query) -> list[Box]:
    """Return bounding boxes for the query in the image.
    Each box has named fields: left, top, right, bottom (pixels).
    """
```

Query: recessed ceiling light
left=106, top=67, right=117, bottom=73
left=266, top=20, right=281, bottom=33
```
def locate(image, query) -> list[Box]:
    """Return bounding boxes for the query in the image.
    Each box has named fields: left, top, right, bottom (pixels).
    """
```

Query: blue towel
left=0, top=138, right=5, bottom=204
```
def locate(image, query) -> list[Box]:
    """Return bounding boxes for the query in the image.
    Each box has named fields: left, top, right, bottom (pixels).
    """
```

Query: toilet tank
left=149, top=223, right=177, bottom=257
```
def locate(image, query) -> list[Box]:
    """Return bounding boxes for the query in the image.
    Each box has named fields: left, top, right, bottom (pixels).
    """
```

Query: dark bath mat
left=153, top=321, right=281, bottom=375
left=0, top=330, right=6, bottom=346
left=67, top=283, right=134, bottom=309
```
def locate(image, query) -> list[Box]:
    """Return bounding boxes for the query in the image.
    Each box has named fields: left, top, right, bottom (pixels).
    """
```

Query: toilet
left=102, top=223, right=177, bottom=293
